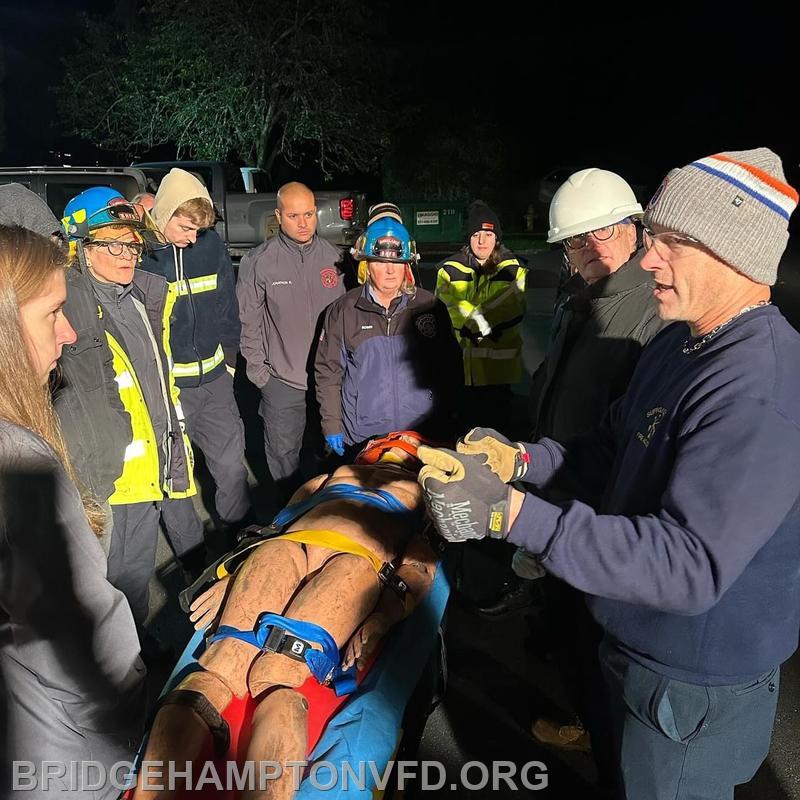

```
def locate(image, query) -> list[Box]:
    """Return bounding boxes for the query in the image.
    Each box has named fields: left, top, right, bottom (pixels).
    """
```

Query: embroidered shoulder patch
left=415, top=313, right=437, bottom=338
left=320, top=267, right=339, bottom=288
left=636, top=406, right=667, bottom=447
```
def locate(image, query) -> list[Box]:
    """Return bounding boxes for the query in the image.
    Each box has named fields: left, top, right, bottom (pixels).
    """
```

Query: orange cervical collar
left=355, top=431, right=431, bottom=466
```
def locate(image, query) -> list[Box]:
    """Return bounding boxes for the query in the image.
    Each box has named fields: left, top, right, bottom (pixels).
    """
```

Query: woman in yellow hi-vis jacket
left=435, top=201, right=527, bottom=433
left=58, top=187, right=203, bottom=629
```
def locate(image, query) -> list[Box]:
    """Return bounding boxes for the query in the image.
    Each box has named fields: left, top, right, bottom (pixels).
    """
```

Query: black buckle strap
left=236, top=523, right=273, bottom=543
left=378, top=562, right=409, bottom=600
left=178, top=527, right=273, bottom=613
left=422, top=522, right=448, bottom=556
left=262, top=626, right=311, bottom=663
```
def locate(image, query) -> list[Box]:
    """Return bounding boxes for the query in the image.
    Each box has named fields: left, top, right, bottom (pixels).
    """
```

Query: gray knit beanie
left=0, top=183, right=62, bottom=239
left=643, top=148, right=798, bottom=285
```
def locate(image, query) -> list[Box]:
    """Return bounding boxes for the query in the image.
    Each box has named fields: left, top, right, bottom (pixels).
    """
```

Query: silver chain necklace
left=682, top=301, right=771, bottom=354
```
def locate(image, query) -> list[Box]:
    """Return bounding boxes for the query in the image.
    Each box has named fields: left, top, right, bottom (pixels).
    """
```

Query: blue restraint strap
left=271, top=484, right=410, bottom=531
left=208, top=613, right=358, bottom=697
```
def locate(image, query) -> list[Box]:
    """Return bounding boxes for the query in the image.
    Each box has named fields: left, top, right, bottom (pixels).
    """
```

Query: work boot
left=475, top=578, right=539, bottom=619
left=531, top=716, right=592, bottom=752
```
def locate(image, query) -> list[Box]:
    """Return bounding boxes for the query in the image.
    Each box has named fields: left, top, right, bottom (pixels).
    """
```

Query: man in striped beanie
left=418, top=147, right=800, bottom=798
left=644, top=147, right=796, bottom=287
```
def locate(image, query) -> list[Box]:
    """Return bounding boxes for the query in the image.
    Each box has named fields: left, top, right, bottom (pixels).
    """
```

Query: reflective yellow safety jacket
left=104, top=271, right=196, bottom=505
left=435, top=247, right=527, bottom=386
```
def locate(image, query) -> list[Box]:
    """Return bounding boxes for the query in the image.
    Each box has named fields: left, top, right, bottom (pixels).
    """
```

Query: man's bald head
left=275, top=182, right=317, bottom=245
left=277, top=182, right=315, bottom=210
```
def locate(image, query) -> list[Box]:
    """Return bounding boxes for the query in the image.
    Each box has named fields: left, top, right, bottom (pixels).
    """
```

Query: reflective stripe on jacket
left=138, top=230, right=240, bottom=387
left=104, top=300, right=196, bottom=505
left=138, top=274, right=197, bottom=501
left=105, top=331, right=163, bottom=504
left=435, top=247, right=527, bottom=386
left=92, top=268, right=196, bottom=503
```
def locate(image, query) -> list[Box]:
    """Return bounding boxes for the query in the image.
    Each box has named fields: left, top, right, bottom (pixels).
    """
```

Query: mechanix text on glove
left=417, top=446, right=511, bottom=542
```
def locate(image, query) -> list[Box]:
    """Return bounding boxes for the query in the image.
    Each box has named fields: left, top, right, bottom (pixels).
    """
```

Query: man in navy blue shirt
left=419, top=148, right=800, bottom=799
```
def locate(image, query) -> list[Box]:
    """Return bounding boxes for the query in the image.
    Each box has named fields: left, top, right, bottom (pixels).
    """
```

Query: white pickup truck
left=0, top=161, right=367, bottom=257
left=133, top=160, right=368, bottom=257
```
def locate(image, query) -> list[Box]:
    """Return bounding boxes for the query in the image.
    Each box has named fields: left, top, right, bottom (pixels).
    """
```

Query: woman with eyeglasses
left=0, top=224, right=145, bottom=797
left=57, top=187, right=200, bottom=639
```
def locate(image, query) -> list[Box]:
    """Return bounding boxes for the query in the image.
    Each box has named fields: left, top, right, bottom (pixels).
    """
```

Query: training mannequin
left=134, top=432, right=438, bottom=800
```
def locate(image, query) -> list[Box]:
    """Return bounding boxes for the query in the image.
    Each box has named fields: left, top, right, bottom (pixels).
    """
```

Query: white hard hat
left=547, top=168, right=643, bottom=244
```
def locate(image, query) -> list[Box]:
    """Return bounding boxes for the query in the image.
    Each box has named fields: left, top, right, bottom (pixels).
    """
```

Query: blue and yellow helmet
left=352, top=216, right=419, bottom=284
left=62, top=186, right=143, bottom=241
left=353, top=217, right=417, bottom=264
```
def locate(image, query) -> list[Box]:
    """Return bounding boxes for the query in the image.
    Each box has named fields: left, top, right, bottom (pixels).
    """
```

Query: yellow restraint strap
left=212, top=529, right=385, bottom=581
left=276, top=530, right=384, bottom=574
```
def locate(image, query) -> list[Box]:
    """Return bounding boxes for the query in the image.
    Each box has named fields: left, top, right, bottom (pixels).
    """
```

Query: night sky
left=1, top=0, right=797, bottom=194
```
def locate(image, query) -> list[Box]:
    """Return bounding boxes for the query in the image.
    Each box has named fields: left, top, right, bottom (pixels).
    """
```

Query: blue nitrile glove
left=325, top=433, right=345, bottom=456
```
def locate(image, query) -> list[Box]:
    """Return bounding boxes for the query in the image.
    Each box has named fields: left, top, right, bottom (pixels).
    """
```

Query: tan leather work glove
left=457, top=427, right=530, bottom=483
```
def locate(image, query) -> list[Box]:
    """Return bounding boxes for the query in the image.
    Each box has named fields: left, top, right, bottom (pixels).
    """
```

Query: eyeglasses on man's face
left=563, top=222, right=627, bottom=251
left=642, top=227, right=699, bottom=257
left=88, top=240, right=145, bottom=258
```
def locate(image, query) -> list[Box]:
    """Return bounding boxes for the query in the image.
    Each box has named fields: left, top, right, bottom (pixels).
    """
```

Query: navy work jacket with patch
left=315, top=284, right=463, bottom=445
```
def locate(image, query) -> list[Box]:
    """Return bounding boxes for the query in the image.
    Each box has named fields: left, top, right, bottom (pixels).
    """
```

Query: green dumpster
left=398, top=202, right=465, bottom=245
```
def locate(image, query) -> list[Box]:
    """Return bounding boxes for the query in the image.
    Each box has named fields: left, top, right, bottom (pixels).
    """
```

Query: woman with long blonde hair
left=0, top=225, right=145, bottom=799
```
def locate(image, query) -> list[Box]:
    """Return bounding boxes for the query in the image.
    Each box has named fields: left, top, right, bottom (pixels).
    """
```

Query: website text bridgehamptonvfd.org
left=13, top=759, right=550, bottom=793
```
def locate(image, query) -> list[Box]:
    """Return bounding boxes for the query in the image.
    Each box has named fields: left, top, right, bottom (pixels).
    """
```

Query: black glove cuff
left=511, top=448, right=530, bottom=482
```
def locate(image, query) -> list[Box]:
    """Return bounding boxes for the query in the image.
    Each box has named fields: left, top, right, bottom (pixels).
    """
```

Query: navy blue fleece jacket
left=510, top=305, right=800, bottom=684
left=138, top=229, right=240, bottom=388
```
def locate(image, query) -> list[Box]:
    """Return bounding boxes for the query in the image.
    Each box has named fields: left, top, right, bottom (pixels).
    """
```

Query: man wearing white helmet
left=531, top=168, right=664, bottom=442
left=479, top=169, right=666, bottom=788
